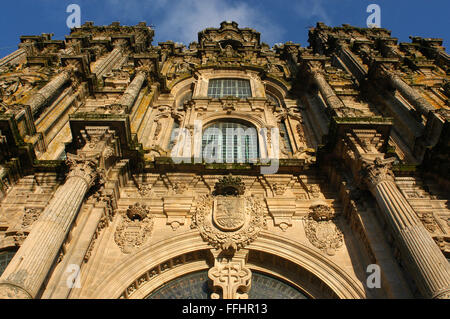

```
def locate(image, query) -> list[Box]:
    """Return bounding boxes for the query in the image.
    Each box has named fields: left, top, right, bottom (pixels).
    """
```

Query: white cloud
left=103, top=0, right=284, bottom=45
left=294, top=0, right=331, bottom=25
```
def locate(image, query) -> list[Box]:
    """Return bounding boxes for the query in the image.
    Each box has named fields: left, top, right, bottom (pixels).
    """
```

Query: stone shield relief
left=192, top=195, right=266, bottom=251
left=114, top=203, right=154, bottom=254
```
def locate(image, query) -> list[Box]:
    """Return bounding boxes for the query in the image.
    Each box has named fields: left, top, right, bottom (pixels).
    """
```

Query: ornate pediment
left=198, top=21, right=261, bottom=49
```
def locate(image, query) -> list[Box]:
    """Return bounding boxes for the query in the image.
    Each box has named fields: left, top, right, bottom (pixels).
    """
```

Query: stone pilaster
left=362, top=157, right=450, bottom=299
left=335, top=42, right=367, bottom=83
left=0, top=160, right=98, bottom=299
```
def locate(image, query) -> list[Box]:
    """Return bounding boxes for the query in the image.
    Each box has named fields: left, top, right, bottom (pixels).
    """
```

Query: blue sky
left=1, top=0, right=449, bottom=57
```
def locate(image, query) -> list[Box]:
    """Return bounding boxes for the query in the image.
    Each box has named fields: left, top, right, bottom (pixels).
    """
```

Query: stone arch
left=264, top=77, right=291, bottom=100
left=200, top=113, right=266, bottom=131
left=86, top=230, right=365, bottom=299
left=168, top=77, right=196, bottom=106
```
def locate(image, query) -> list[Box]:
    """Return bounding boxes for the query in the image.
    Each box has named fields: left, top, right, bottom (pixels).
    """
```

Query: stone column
left=92, top=46, right=123, bottom=78
left=362, top=158, right=450, bottom=299
left=117, top=70, right=147, bottom=113
left=0, top=48, right=27, bottom=67
left=309, top=63, right=346, bottom=110
left=0, top=160, right=98, bottom=299
left=336, top=43, right=367, bottom=83
left=27, top=70, right=72, bottom=116
left=379, top=66, right=434, bottom=117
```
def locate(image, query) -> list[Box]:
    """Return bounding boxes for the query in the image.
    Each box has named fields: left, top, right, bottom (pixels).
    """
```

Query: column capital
left=361, top=157, right=396, bottom=187
left=66, top=156, right=99, bottom=189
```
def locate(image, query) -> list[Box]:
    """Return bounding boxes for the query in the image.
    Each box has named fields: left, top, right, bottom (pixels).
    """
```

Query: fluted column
left=309, top=64, right=346, bottom=110
left=117, top=70, right=147, bottom=113
left=27, top=70, right=72, bottom=116
left=0, top=161, right=98, bottom=299
left=363, top=158, right=450, bottom=299
left=0, top=48, right=27, bottom=67
left=379, top=66, right=434, bottom=117
left=336, top=43, right=367, bottom=83
left=92, top=46, right=123, bottom=78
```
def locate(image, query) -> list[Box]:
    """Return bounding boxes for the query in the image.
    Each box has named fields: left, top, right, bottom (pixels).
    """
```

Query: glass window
left=280, top=121, right=293, bottom=154
left=0, top=250, right=16, bottom=277
left=202, top=121, right=258, bottom=163
left=207, top=79, right=252, bottom=98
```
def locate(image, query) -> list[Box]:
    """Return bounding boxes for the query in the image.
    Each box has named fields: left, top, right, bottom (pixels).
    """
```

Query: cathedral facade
left=0, top=21, right=449, bottom=299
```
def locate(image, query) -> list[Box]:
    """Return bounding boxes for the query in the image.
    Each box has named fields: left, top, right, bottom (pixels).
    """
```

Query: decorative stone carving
left=209, top=261, right=252, bottom=299
left=114, top=203, right=154, bottom=254
left=171, top=182, right=188, bottom=195
left=0, top=284, right=31, bottom=299
left=304, top=205, right=343, bottom=256
left=222, top=99, right=236, bottom=113
left=307, top=184, right=322, bottom=199
left=138, top=184, right=153, bottom=197
left=361, top=157, right=396, bottom=186
left=265, top=197, right=296, bottom=231
left=192, top=194, right=265, bottom=251
left=213, top=174, right=246, bottom=196
left=21, top=208, right=42, bottom=229
left=213, top=197, right=245, bottom=232
left=272, top=183, right=287, bottom=196
left=66, top=157, right=99, bottom=189
left=419, top=212, right=439, bottom=233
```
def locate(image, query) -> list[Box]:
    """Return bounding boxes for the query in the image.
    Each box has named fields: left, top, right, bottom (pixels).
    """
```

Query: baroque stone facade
left=0, top=21, right=449, bottom=299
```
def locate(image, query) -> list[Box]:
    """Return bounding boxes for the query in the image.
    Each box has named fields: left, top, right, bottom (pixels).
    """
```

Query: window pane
left=0, top=251, right=16, bottom=277
left=280, top=121, right=293, bottom=154
left=202, top=121, right=258, bottom=163
left=207, top=79, right=251, bottom=99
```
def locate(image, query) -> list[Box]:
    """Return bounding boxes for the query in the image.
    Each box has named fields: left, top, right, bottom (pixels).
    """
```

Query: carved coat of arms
left=192, top=195, right=265, bottom=251
left=114, top=203, right=154, bottom=254
left=304, top=205, right=343, bottom=256
left=213, top=197, right=245, bottom=231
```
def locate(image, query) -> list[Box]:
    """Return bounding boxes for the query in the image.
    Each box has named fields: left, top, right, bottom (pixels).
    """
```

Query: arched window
left=202, top=120, right=258, bottom=163
left=207, top=79, right=252, bottom=98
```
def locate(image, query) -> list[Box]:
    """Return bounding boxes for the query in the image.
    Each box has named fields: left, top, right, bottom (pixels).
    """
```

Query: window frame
left=202, top=120, right=259, bottom=164
left=207, top=78, right=252, bottom=99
